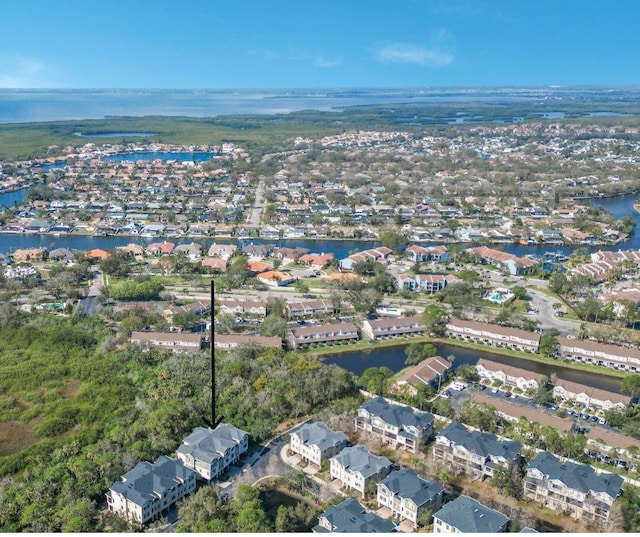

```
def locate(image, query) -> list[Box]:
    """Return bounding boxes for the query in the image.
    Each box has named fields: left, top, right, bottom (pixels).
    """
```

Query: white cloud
left=313, top=56, right=343, bottom=68
left=0, top=54, right=57, bottom=88
left=374, top=30, right=456, bottom=67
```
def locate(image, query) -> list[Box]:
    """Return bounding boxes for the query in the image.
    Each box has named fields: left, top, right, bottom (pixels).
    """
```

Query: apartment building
left=289, top=421, right=348, bottom=468
left=130, top=331, right=202, bottom=353
left=446, top=318, right=540, bottom=353
left=287, top=321, right=359, bottom=349
left=355, top=397, right=434, bottom=453
left=433, top=495, right=509, bottom=533
left=433, top=422, right=522, bottom=480
left=557, top=336, right=640, bottom=372
left=361, top=315, right=426, bottom=341
left=524, top=452, right=623, bottom=524
left=329, top=445, right=392, bottom=498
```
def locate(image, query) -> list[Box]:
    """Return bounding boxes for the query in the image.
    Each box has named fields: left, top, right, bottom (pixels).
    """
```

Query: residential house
left=298, top=252, right=334, bottom=269
left=201, top=258, right=227, bottom=271
left=207, top=243, right=237, bottom=260
left=130, top=331, right=203, bottom=353
left=557, top=336, right=640, bottom=372
left=361, top=315, right=426, bottom=341
left=433, top=421, right=522, bottom=480
left=176, top=424, right=249, bottom=481
left=552, top=379, right=631, bottom=412
left=213, top=334, right=282, bottom=349
left=329, top=445, right=392, bottom=498
left=272, top=247, right=308, bottom=264
left=241, top=243, right=273, bottom=260
left=355, top=397, right=434, bottom=453
left=446, top=318, right=540, bottom=353
left=48, top=247, right=75, bottom=263
left=256, top=270, right=297, bottom=287
left=174, top=242, right=202, bottom=261
left=11, top=247, right=47, bottom=263
left=290, top=421, right=348, bottom=468
left=433, top=495, right=509, bottom=533
left=287, top=322, right=359, bottom=350
left=116, top=243, right=145, bottom=261
left=146, top=241, right=175, bottom=256
left=85, top=248, right=111, bottom=261
left=524, top=451, right=623, bottom=524
left=106, top=456, right=196, bottom=525
left=391, top=356, right=452, bottom=396
left=377, top=468, right=444, bottom=528
left=313, top=498, right=396, bottom=533
left=475, top=358, right=544, bottom=391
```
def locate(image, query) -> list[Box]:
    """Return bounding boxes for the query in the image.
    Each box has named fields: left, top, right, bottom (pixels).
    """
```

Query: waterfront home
left=433, top=495, right=509, bottom=533
left=361, top=315, right=426, bottom=341
left=146, top=241, right=175, bottom=256
left=241, top=243, right=273, bottom=260
left=272, top=247, right=309, bottom=264
left=391, top=356, right=452, bottom=396
left=217, top=298, right=266, bottom=318
left=11, top=247, right=47, bottom=263
left=174, top=242, right=202, bottom=261
left=289, top=421, right=348, bottom=468
left=48, top=247, right=76, bottom=263
left=355, top=397, right=434, bottom=453
left=256, top=270, right=297, bottom=287
left=524, top=451, right=623, bottom=524
left=106, top=455, right=196, bottom=526
left=552, top=379, right=631, bottom=412
left=298, top=252, right=334, bottom=269
left=377, top=468, right=444, bottom=528
left=130, top=331, right=203, bottom=353
left=176, top=424, right=249, bottom=481
left=446, top=318, right=540, bottom=353
left=599, top=287, right=640, bottom=314
left=313, top=498, right=396, bottom=533
left=467, top=245, right=537, bottom=275
left=475, top=358, right=544, bottom=391
left=213, top=334, right=282, bottom=350
left=286, top=321, right=359, bottom=350
left=556, top=336, right=640, bottom=372
left=85, top=248, right=111, bottom=261
left=116, top=243, right=145, bottom=260
left=433, top=421, right=522, bottom=480
left=207, top=243, right=237, bottom=259
left=329, top=445, right=392, bottom=498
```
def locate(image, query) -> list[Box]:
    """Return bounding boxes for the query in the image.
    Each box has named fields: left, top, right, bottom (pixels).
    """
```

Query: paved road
left=247, top=176, right=266, bottom=226
left=77, top=268, right=103, bottom=315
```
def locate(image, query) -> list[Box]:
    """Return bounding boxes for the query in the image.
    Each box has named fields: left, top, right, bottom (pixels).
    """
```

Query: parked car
left=442, top=390, right=451, bottom=398
left=510, top=393, right=517, bottom=399
left=504, top=391, right=512, bottom=398
left=590, top=415, right=598, bottom=423
left=491, top=387, right=499, bottom=394
left=580, top=413, right=590, bottom=420
left=598, top=417, right=607, bottom=425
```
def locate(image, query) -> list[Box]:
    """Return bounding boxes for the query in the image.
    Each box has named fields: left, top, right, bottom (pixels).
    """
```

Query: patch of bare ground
left=0, top=420, right=39, bottom=456
left=59, top=379, right=82, bottom=399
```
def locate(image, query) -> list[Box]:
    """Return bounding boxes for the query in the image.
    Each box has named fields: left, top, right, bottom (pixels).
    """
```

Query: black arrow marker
left=204, top=279, right=223, bottom=429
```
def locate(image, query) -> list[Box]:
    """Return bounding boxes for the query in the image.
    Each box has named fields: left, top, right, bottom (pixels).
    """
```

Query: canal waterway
left=100, top=151, right=214, bottom=163
left=322, top=342, right=623, bottom=394
left=0, top=187, right=637, bottom=257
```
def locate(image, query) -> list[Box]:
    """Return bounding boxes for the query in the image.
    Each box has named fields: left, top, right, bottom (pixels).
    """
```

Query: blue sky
left=1, top=0, right=639, bottom=89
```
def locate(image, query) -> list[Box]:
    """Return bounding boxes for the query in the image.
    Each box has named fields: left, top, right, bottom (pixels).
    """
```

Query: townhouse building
left=391, top=356, right=452, bottom=396
left=433, top=421, right=522, bottom=480
left=467, top=245, right=537, bottom=275
left=433, top=495, right=509, bottom=533
left=406, top=244, right=449, bottom=263
left=286, top=299, right=335, bottom=319
left=557, top=336, right=640, bottom=372
left=377, top=468, right=444, bottom=528
left=338, top=246, right=393, bottom=271
left=355, top=397, right=434, bottom=453
left=106, top=456, right=196, bottom=526
left=289, top=421, right=348, bottom=468
left=524, top=452, right=624, bottom=524
left=361, top=315, right=426, bottom=341
left=217, top=298, right=267, bottom=318
left=287, top=321, right=359, bottom=350
left=396, top=273, right=458, bottom=292
left=130, top=331, right=202, bottom=353
left=552, top=379, right=631, bottom=412
left=475, top=358, right=545, bottom=391
left=329, top=445, right=393, bottom=498
left=176, top=424, right=249, bottom=481
left=213, top=334, right=282, bottom=350
left=313, top=498, right=396, bottom=533
left=446, top=318, right=540, bottom=353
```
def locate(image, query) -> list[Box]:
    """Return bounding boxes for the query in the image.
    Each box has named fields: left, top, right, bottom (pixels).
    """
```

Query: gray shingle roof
left=528, top=451, right=624, bottom=499
left=316, top=498, right=396, bottom=533
left=433, top=495, right=509, bottom=532
left=331, top=445, right=392, bottom=479
left=176, top=424, right=248, bottom=465
left=378, top=468, right=444, bottom=508
left=361, top=397, right=434, bottom=430
left=294, top=421, right=348, bottom=451
left=438, top=421, right=522, bottom=462
left=110, top=455, right=194, bottom=508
